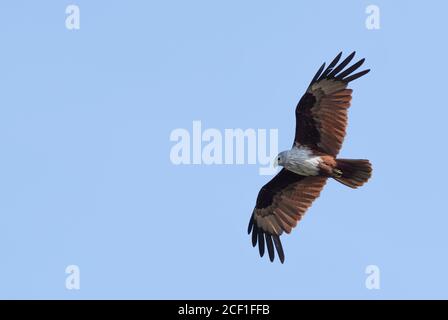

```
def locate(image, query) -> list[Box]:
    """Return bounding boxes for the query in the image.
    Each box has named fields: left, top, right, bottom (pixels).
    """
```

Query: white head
left=273, top=150, right=289, bottom=167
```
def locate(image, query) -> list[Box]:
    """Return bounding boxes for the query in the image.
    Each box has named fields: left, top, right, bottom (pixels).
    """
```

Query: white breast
left=285, top=146, right=322, bottom=176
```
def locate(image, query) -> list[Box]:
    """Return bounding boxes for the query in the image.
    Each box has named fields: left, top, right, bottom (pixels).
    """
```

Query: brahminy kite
left=248, top=52, right=372, bottom=263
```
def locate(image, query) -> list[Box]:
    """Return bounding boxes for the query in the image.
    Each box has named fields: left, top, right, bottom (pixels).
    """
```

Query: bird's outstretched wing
left=248, top=169, right=327, bottom=263
left=294, top=52, right=370, bottom=156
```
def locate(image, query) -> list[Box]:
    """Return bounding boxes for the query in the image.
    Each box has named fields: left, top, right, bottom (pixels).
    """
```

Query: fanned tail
left=333, top=159, right=372, bottom=188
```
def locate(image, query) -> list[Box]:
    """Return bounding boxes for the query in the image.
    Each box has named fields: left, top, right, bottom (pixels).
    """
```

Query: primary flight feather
left=248, top=52, right=372, bottom=263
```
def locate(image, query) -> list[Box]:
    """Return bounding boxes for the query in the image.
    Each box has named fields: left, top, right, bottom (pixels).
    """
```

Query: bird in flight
left=248, top=52, right=372, bottom=263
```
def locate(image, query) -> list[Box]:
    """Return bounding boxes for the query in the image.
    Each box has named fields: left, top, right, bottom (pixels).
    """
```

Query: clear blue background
left=0, top=1, right=447, bottom=299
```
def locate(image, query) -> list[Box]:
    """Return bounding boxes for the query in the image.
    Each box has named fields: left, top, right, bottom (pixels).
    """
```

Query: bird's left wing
left=294, top=52, right=370, bottom=156
left=248, top=169, right=327, bottom=263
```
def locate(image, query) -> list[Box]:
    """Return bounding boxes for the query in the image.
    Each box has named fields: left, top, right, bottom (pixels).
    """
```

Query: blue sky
left=0, top=1, right=447, bottom=299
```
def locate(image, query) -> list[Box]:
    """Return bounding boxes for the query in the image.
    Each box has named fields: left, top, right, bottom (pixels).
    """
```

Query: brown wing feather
left=294, top=52, right=370, bottom=156
left=248, top=169, right=327, bottom=263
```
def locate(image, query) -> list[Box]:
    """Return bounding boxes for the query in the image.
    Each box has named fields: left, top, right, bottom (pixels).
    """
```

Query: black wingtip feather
left=336, top=58, right=365, bottom=79
left=328, top=51, right=356, bottom=78
left=309, top=62, right=325, bottom=86
left=258, top=232, right=265, bottom=257
left=272, top=235, right=285, bottom=264
left=265, top=234, right=275, bottom=262
left=251, top=224, right=258, bottom=247
left=343, top=69, right=370, bottom=82
left=247, top=215, right=254, bottom=234
left=318, top=51, right=342, bottom=80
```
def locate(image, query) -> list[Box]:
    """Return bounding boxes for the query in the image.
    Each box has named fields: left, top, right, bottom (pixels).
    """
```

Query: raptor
left=248, top=52, right=372, bottom=263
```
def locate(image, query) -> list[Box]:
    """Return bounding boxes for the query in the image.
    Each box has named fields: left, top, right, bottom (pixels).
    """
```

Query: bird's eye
left=277, top=157, right=281, bottom=161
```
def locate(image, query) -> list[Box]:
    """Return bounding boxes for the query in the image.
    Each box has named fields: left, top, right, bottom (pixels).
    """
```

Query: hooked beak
left=273, top=157, right=278, bottom=168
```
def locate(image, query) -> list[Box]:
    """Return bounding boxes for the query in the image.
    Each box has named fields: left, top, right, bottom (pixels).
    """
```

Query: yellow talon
left=333, top=169, right=343, bottom=178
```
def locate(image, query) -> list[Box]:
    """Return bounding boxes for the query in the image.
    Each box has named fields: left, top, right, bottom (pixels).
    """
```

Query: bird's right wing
left=248, top=169, right=327, bottom=263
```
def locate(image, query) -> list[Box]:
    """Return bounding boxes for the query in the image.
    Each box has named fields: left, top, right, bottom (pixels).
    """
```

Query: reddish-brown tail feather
left=333, top=159, right=372, bottom=188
